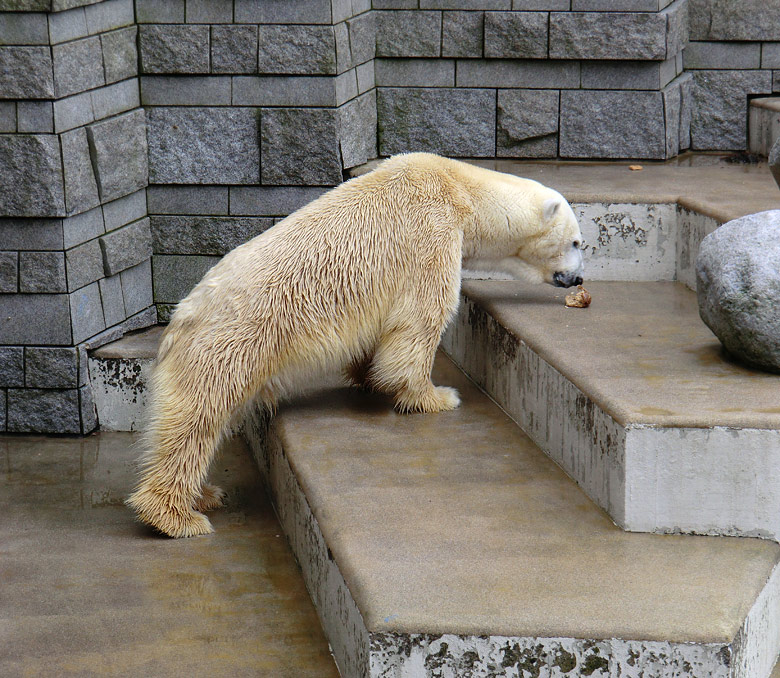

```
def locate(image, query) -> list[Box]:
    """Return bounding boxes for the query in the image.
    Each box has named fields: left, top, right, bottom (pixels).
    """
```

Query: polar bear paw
left=396, top=385, right=461, bottom=413
left=194, top=483, right=226, bottom=512
left=127, top=488, right=214, bottom=538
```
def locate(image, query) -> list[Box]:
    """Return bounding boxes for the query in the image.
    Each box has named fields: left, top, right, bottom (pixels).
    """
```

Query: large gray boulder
left=696, top=210, right=780, bottom=372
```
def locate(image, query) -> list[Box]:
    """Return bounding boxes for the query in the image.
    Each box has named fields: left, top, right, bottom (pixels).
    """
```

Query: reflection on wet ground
left=0, top=432, right=338, bottom=678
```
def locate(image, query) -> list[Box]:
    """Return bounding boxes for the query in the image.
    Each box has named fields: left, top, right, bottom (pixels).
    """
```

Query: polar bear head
left=513, top=189, right=585, bottom=288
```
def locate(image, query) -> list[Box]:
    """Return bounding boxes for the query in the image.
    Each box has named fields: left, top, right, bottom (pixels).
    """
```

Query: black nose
left=553, top=272, right=583, bottom=288
left=573, top=276, right=583, bottom=286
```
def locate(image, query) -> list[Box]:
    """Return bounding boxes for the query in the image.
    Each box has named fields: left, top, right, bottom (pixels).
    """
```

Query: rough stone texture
left=550, top=10, right=667, bottom=60
left=211, top=25, right=257, bottom=73
left=497, top=89, right=559, bottom=157
left=100, top=217, right=153, bottom=276
left=152, top=254, right=220, bottom=303
left=770, top=138, right=780, bottom=191
left=697, top=210, right=780, bottom=373
left=0, top=251, right=18, bottom=293
left=7, top=388, right=81, bottom=434
left=347, top=12, right=376, bottom=66
left=99, top=273, right=126, bottom=326
left=0, top=46, right=54, bottom=99
left=376, top=10, right=441, bottom=57
left=689, top=0, right=780, bottom=41
left=339, top=91, right=377, bottom=169
left=66, top=239, right=104, bottom=291
left=442, top=10, right=484, bottom=57
left=70, top=280, right=106, bottom=343
left=0, top=294, right=71, bottom=345
left=560, top=89, right=666, bottom=158
left=0, top=347, right=24, bottom=388
left=691, top=70, right=772, bottom=150
left=79, top=382, right=97, bottom=432
left=52, top=36, right=104, bottom=98
left=87, top=109, right=149, bottom=202
left=138, top=24, right=209, bottom=74
left=0, top=12, right=48, bottom=44
left=120, top=258, right=153, bottom=316
left=150, top=215, right=272, bottom=255
left=0, top=102, right=15, bottom=132
left=100, top=26, right=138, bottom=85
left=61, top=127, right=100, bottom=216
left=25, top=347, right=79, bottom=388
left=0, top=135, right=65, bottom=217
left=19, top=251, right=67, bottom=293
left=261, top=108, right=343, bottom=185
left=484, top=11, right=549, bottom=58
left=258, top=25, right=336, bottom=75
left=17, top=102, right=53, bottom=134
left=147, top=107, right=260, bottom=185
left=378, top=87, right=496, bottom=157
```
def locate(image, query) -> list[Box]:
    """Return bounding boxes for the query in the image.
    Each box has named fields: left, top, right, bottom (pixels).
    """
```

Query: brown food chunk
left=565, top=285, right=592, bottom=308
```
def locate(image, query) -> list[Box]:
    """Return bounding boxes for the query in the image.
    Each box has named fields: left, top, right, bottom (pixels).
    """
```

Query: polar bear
left=127, top=153, right=584, bottom=537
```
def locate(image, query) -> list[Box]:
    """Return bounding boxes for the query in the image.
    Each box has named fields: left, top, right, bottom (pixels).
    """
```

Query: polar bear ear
left=543, top=197, right=562, bottom=221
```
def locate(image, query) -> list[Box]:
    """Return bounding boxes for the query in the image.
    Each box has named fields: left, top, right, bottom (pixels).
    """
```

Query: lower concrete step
left=442, top=280, right=780, bottom=542
left=750, top=97, right=780, bottom=156
left=243, top=354, right=780, bottom=678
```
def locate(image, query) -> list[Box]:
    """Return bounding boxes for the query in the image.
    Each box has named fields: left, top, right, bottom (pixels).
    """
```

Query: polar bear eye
left=572, top=240, right=581, bottom=249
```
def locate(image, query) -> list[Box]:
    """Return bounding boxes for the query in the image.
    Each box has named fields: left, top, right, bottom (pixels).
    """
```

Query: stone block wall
left=685, top=0, right=778, bottom=150
left=0, top=0, right=155, bottom=433
left=374, top=0, right=694, bottom=160
left=136, top=0, right=377, bottom=321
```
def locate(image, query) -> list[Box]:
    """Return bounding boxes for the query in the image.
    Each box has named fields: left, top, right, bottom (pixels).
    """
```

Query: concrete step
left=242, top=354, right=780, bottom=678
left=442, top=280, right=780, bottom=541
left=750, top=98, right=780, bottom=157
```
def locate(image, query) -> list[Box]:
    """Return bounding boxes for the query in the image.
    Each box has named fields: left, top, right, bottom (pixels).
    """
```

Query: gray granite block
left=185, top=0, right=232, bottom=22
left=141, top=75, right=231, bottom=106
left=77, top=343, right=89, bottom=386
left=456, top=59, right=579, bottom=87
left=150, top=215, right=273, bottom=255
left=497, top=88, right=559, bottom=157
left=0, top=294, right=71, bottom=345
left=19, top=251, right=67, bottom=293
left=339, top=90, right=377, bottom=169
left=87, top=109, right=149, bottom=202
left=764, top=44, right=780, bottom=69
left=560, top=89, right=666, bottom=158
left=212, top=25, right=257, bottom=74
left=52, top=0, right=106, bottom=10
left=0, top=390, right=4, bottom=431
left=53, top=91, right=94, bottom=134
left=101, top=26, right=138, bottom=84
left=47, top=6, right=88, bottom=44
left=581, top=58, right=677, bottom=90
left=139, top=24, right=210, bottom=74
left=147, top=106, right=260, bottom=184
left=348, top=12, right=376, bottom=65
left=0, top=102, right=15, bottom=132
left=135, top=0, right=184, bottom=23
left=258, top=25, right=337, bottom=75
left=442, top=10, right=484, bottom=58
left=550, top=11, right=667, bottom=60
left=335, top=21, right=352, bottom=73
left=514, top=0, right=570, bottom=7
left=0, top=12, right=49, bottom=44
left=146, top=186, right=227, bottom=215
left=229, top=186, right=328, bottom=216
left=7, top=388, right=81, bottom=434
left=485, top=11, right=548, bottom=58
left=25, top=347, right=79, bottom=388
left=375, top=58, right=455, bottom=87
left=0, top=251, right=18, bottom=293
left=99, top=273, right=126, bottom=326
left=66, top=239, right=104, bottom=291
left=79, top=383, right=97, bottom=432
left=685, top=41, right=761, bottom=70
left=572, top=0, right=662, bottom=8
left=691, top=70, right=773, bottom=150
left=17, top=101, right=53, bottom=134
left=0, top=135, right=65, bottom=217
left=0, top=347, right=24, bottom=387
left=100, top=217, right=153, bottom=276
left=0, top=219, right=63, bottom=251
left=378, top=87, right=496, bottom=156
left=376, top=10, right=441, bottom=57
left=357, top=60, right=375, bottom=94
left=234, top=0, right=331, bottom=23
left=232, top=75, right=337, bottom=106
left=52, top=36, right=104, bottom=98
left=335, top=70, right=358, bottom=105
left=91, top=79, right=140, bottom=122
left=70, top=280, right=106, bottom=343
left=61, top=126, right=100, bottom=216
left=421, top=0, right=509, bottom=6
left=153, top=254, right=220, bottom=303
left=85, top=0, right=134, bottom=33
left=261, top=108, right=342, bottom=185
left=664, top=0, right=689, bottom=57
left=102, top=189, right=147, bottom=232
left=0, top=46, right=55, bottom=99
left=691, top=0, right=780, bottom=41
left=373, top=0, right=417, bottom=7
left=63, top=206, right=104, bottom=249
left=663, top=76, right=682, bottom=157
left=120, top=258, right=153, bottom=316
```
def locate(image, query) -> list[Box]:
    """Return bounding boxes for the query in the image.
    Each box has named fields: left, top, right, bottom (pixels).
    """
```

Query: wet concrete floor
left=0, top=433, right=338, bottom=678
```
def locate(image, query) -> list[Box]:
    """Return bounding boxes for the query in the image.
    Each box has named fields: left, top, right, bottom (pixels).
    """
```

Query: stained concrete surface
left=0, top=433, right=338, bottom=678
left=462, top=279, right=780, bottom=429
left=272, top=355, right=780, bottom=642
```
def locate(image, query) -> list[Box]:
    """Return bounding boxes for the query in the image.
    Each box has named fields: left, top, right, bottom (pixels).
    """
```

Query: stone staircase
left=87, top=159, right=780, bottom=677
